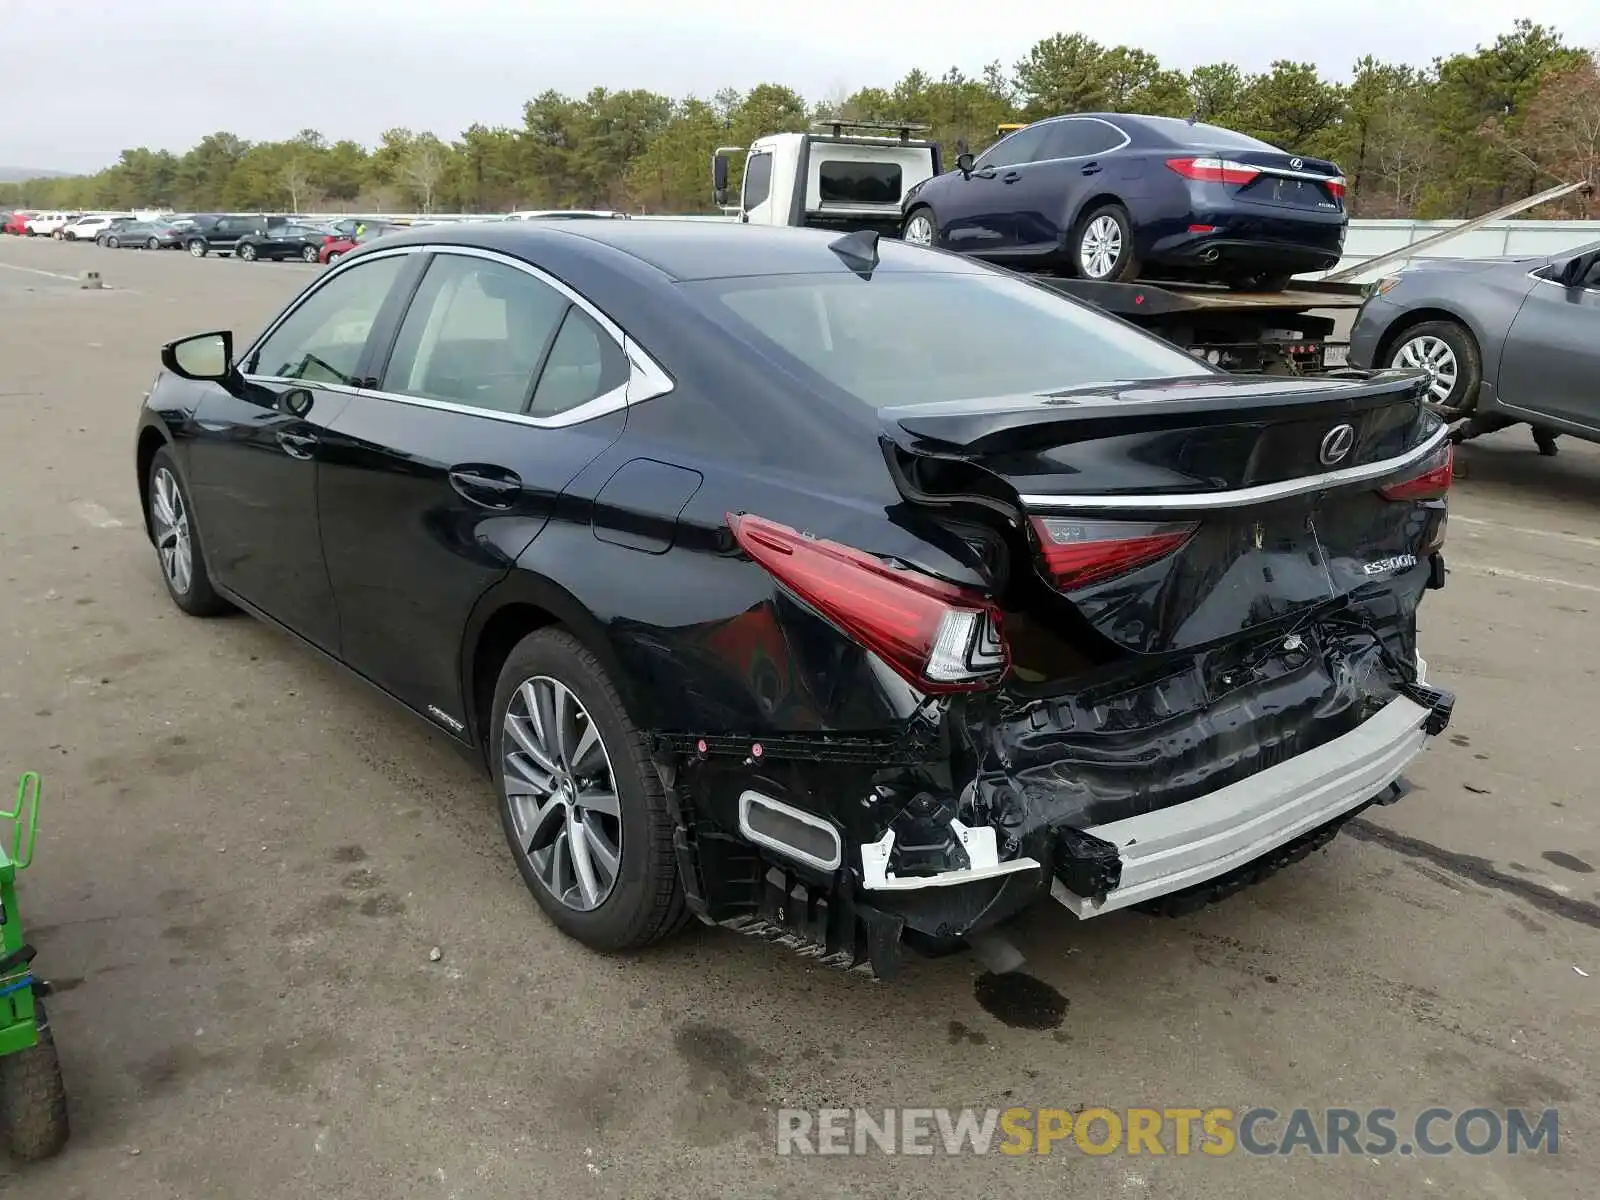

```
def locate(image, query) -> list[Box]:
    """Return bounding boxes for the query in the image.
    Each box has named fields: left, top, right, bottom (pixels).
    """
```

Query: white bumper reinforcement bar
left=1051, top=695, right=1432, bottom=918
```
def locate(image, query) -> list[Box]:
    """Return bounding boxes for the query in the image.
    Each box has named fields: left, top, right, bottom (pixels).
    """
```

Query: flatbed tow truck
left=712, top=121, right=1590, bottom=376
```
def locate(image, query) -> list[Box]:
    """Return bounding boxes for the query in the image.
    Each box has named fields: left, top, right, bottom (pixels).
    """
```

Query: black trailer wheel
left=0, top=1004, right=70, bottom=1162
left=1073, top=204, right=1140, bottom=282
left=1226, top=271, right=1292, bottom=293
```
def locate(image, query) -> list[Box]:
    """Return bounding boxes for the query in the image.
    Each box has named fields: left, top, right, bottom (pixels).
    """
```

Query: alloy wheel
left=302, top=245, right=318, bottom=262
left=903, top=213, right=934, bottom=246
left=1080, top=215, right=1123, bottom=279
left=1392, top=335, right=1459, bottom=407
left=500, top=676, right=623, bottom=913
left=150, top=467, right=193, bottom=595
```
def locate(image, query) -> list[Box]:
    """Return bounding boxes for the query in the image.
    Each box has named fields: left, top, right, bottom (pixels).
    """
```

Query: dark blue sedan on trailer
left=900, top=113, right=1348, bottom=291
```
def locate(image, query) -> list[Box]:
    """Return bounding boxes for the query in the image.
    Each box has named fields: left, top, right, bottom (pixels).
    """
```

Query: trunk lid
left=1214, top=148, right=1344, bottom=212
left=880, top=370, right=1447, bottom=656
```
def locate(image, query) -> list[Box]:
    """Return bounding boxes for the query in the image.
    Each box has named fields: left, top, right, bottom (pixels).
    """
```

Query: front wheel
left=237, top=243, right=257, bottom=262
left=105, top=236, right=119, bottom=249
left=1073, top=204, right=1141, bottom=282
left=0, top=1003, right=70, bottom=1162
left=491, top=628, right=688, bottom=952
left=902, top=207, right=938, bottom=247
left=187, top=240, right=208, bottom=257
left=1387, top=319, right=1482, bottom=418
left=325, top=250, right=343, bottom=264
left=146, top=449, right=231, bottom=617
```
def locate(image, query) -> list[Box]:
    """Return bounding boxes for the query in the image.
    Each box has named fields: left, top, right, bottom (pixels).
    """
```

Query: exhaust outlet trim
left=738, top=791, right=844, bottom=872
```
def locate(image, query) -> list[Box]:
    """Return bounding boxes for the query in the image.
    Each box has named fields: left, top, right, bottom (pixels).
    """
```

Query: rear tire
left=0, top=1003, right=70, bottom=1162
left=1386, top=319, right=1481, bottom=418
left=301, top=244, right=319, bottom=262
left=325, top=250, right=343, bottom=264
left=1073, top=203, right=1140, bottom=282
left=188, top=239, right=208, bottom=257
left=106, top=236, right=119, bottom=249
left=146, top=236, right=160, bottom=250
left=491, top=628, right=689, bottom=952
left=146, top=448, right=232, bottom=617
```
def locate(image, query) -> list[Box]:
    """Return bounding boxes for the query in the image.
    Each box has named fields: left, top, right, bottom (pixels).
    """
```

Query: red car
left=318, top=223, right=399, bottom=264
left=3, top=211, right=36, bottom=236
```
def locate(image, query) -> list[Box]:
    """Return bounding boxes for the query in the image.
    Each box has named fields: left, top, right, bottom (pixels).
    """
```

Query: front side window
left=977, top=125, right=1050, bottom=169
left=380, top=253, right=570, bottom=414
left=743, top=153, right=774, bottom=210
left=244, top=254, right=406, bottom=384
left=686, top=269, right=1211, bottom=409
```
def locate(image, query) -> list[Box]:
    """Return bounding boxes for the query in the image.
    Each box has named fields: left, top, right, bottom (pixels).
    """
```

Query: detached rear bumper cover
left=1051, top=694, right=1430, bottom=918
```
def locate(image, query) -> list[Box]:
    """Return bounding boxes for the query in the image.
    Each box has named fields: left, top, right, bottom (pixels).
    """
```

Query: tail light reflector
left=727, top=513, right=1009, bottom=694
left=1379, top=444, right=1453, bottom=501
left=1166, top=157, right=1260, bottom=186
left=1030, top=517, right=1197, bottom=590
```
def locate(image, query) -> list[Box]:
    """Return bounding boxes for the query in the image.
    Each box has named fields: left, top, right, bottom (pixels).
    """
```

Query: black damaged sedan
left=133, top=220, right=1454, bottom=977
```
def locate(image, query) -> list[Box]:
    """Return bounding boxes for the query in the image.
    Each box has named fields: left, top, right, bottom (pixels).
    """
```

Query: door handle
left=277, top=430, right=318, bottom=460
left=448, top=467, right=522, bottom=509
left=1001, top=171, right=1021, bottom=184
left=1081, top=162, right=1102, bottom=176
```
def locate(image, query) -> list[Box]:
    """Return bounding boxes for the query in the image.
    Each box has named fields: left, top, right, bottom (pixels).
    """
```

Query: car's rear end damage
left=650, top=368, right=1454, bottom=979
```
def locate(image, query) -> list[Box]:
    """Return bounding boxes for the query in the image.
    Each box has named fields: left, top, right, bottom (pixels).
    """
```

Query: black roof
left=376, top=218, right=994, bottom=283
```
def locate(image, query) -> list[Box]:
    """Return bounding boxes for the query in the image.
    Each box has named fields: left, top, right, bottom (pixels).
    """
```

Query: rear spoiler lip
left=1019, top=422, right=1450, bottom=513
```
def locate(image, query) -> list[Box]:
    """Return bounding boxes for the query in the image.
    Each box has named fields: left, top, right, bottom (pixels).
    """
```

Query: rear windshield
left=818, top=161, right=902, bottom=205
left=1142, top=117, right=1281, bottom=152
left=684, top=271, right=1211, bottom=407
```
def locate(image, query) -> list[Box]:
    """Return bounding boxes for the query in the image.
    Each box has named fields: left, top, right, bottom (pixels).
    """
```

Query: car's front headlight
left=1369, top=274, right=1403, bottom=298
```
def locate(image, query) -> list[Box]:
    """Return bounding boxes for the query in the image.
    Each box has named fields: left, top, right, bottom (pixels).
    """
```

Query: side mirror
left=712, top=152, right=730, bottom=195
left=714, top=187, right=729, bottom=208
left=956, top=152, right=975, bottom=176
left=162, top=330, right=237, bottom=386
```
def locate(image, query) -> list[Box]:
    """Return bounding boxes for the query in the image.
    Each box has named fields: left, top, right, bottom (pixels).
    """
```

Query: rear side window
left=1042, top=119, right=1127, bottom=159
left=743, top=153, right=774, bottom=210
left=818, top=161, right=902, bottom=205
left=528, top=308, right=630, bottom=417
left=686, top=270, right=1209, bottom=408
left=381, top=252, right=570, bottom=414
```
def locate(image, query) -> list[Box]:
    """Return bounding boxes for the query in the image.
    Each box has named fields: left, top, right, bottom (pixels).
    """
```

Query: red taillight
left=1166, top=157, right=1260, bottom=186
left=1379, top=444, right=1453, bottom=501
left=1030, top=517, right=1197, bottom=590
left=1188, top=224, right=1217, bottom=233
left=1326, top=176, right=1347, bottom=201
left=727, top=513, right=1009, bottom=693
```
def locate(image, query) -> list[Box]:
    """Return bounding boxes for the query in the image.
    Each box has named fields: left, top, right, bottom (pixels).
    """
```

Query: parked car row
left=4, top=208, right=413, bottom=263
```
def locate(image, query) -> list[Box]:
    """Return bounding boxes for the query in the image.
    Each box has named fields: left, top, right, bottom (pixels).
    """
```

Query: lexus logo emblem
left=1289, top=157, right=1303, bottom=170
left=1319, top=423, right=1356, bottom=466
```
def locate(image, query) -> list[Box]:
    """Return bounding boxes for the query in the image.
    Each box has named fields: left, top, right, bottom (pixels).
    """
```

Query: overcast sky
left=5, top=0, right=1599, bottom=173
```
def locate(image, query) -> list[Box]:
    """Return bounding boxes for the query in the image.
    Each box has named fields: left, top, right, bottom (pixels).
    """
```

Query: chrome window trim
left=977, top=116, right=1133, bottom=172
left=1529, top=266, right=1600, bottom=294
left=1019, top=422, right=1450, bottom=512
left=238, top=242, right=676, bottom=428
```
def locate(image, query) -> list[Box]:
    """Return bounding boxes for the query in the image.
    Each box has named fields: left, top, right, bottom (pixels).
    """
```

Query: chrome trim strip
left=976, top=117, right=1132, bottom=171
left=1250, top=165, right=1344, bottom=184
left=237, top=243, right=675, bottom=428
left=1019, top=423, right=1449, bottom=513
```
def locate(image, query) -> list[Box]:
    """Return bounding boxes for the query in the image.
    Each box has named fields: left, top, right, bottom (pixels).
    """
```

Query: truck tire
left=0, top=1003, right=70, bottom=1162
left=1385, top=318, right=1481, bottom=419
left=1072, top=203, right=1141, bottom=282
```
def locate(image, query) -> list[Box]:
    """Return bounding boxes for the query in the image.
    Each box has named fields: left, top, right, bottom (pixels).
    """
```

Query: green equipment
left=0, top=772, right=68, bottom=1161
